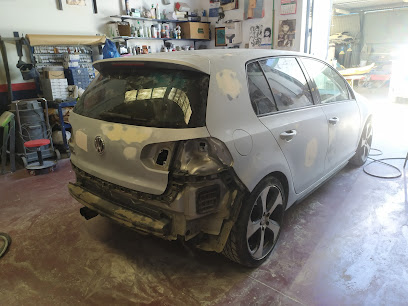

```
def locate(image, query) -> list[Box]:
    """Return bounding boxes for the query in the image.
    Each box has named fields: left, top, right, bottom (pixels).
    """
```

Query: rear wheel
left=223, top=176, right=286, bottom=267
left=350, top=119, right=373, bottom=166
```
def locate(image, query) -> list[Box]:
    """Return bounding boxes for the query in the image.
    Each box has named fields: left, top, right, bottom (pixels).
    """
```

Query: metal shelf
left=112, top=36, right=210, bottom=42
left=110, top=15, right=210, bottom=24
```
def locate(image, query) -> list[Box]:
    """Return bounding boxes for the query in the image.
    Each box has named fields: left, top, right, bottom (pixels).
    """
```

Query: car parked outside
left=68, top=50, right=372, bottom=267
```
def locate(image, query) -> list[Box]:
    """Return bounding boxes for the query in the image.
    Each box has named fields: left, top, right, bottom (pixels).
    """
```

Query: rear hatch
left=70, top=60, right=210, bottom=195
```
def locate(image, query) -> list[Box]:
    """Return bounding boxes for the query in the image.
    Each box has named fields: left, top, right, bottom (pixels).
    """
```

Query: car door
left=300, top=57, right=360, bottom=171
left=247, top=57, right=328, bottom=194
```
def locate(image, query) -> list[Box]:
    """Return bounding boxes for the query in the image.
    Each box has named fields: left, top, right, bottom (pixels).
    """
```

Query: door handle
left=329, top=117, right=340, bottom=125
left=280, top=129, right=297, bottom=142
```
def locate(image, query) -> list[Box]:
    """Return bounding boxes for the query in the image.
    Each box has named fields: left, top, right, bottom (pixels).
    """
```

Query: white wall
left=0, top=0, right=307, bottom=85
left=364, top=8, right=408, bottom=44
left=272, top=0, right=306, bottom=51
left=0, top=0, right=204, bottom=84
left=199, top=0, right=306, bottom=52
left=309, top=0, right=332, bottom=60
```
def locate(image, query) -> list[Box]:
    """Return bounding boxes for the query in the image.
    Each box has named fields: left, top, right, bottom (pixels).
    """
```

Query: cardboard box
left=117, top=22, right=131, bottom=36
left=44, top=70, right=65, bottom=79
left=179, top=22, right=210, bottom=40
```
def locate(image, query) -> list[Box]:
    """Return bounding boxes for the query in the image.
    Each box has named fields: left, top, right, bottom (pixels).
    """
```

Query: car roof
left=94, top=49, right=315, bottom=75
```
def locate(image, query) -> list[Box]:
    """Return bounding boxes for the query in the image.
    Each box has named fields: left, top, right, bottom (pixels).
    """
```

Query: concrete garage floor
left=1, top=89, right=408, bottom=305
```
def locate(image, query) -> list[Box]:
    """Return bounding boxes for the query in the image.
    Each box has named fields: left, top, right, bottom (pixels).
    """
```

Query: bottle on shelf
left=151, top=4, right=156, bottom=19
left=151, top=25, right=157, bottom=38
left=157, top=24, right=162, bottom=38
left=138, top=22, right=144, bottom=37
left=125, top=0, right=130, bottom=15
left=156, top=3, right=160, bottom=19
left=131, top=24, right=136, bottom=37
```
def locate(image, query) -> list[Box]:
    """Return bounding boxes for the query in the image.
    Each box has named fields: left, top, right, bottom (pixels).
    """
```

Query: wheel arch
left=267, top=171, right=289, bottom=205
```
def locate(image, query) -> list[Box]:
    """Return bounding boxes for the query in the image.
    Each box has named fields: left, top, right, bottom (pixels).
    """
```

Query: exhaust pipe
left=80, top=207, right=98, bottom=220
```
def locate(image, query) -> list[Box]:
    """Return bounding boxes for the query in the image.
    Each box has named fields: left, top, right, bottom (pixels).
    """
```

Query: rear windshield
left=74, top=63, right=210, bottom=128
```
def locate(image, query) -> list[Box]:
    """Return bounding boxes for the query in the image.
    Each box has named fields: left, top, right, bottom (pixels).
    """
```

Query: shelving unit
left=31, top=45, right=95, bottom=80
left=110, top=15, right=210, bottom=24
left=109, top=15, right=211, bottom=49
left=111, top=36, right=210, bottom=42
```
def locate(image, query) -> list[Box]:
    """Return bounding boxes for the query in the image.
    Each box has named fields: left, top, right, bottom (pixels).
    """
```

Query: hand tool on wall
left=56, top=0, right=63, bottom=10
left=92, top=0, right=98, bottom=14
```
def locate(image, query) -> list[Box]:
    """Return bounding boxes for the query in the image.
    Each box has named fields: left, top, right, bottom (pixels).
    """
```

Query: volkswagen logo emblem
left=94, top=136, right=105, bottom=155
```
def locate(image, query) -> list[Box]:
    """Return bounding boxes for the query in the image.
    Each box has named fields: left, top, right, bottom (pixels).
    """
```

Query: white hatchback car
left=68, top=50, right=372, bottom=267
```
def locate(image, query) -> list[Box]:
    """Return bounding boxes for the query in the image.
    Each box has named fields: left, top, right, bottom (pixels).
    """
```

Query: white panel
left=310, top=0, right=332, bottom=60
left=364, top=8, right=408, bottom=44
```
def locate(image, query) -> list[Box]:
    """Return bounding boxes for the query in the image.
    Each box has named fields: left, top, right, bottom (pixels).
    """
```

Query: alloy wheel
left=246, top=185, right=284, bottom=260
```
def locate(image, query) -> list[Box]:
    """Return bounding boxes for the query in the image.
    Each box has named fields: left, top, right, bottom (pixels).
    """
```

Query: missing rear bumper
left=68, top=183, right=173, bottom=239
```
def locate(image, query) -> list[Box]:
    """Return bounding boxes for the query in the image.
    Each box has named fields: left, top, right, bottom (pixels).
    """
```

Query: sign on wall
left=244, top=0, right=264, bottom=20
left=215, top=27, right=227, bottom=46
left=66, top=0, right=86, bottom=5
left=277, top=19, right=296, bottom=48
left=281, top=0, right=297, bottom=15
left=221, top=0, right=238, bottom=11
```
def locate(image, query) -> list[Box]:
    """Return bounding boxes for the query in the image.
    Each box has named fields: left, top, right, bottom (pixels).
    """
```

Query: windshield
left=74, top=64, right=210, bottom=128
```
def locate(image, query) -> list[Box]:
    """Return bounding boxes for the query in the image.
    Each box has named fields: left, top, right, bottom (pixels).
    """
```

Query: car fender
left=354, top=91, right=373, bottom=135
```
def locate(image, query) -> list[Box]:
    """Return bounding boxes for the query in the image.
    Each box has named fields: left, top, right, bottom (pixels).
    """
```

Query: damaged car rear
left=69, top=50, right=372, bottom=267
left=68, top=55, right=249, bottom=263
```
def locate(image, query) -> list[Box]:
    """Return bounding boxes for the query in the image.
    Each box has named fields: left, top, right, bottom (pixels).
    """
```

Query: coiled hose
left=0, top=233, right=11, bottom=258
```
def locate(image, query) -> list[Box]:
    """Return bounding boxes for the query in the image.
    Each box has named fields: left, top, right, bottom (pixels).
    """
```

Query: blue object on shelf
left=103, top=38, right=120, bottom=59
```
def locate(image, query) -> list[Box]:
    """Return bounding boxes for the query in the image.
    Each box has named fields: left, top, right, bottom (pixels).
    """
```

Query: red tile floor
left=1, top=90, right=408, bottom=305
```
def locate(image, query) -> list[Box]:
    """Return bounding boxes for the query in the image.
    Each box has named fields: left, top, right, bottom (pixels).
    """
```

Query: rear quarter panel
left=204, top=54, right=297, bottom=207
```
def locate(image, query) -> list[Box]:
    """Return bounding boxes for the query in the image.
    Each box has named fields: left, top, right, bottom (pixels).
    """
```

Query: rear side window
left=259, top=57, right=313, bottom=111
left=74, top=64, right=209, bottom=128
left=301, top=58, right=350, bottom=104
left=247, top=62, right=277, bottom=116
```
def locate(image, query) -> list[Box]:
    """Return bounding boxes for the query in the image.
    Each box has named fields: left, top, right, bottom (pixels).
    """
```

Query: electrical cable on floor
left=0, top=233, right=11, bottom=258
left=363, top=148, right=406, bottom=179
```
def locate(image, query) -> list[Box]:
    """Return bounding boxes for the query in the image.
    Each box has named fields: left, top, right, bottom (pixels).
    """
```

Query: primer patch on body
left=101, top=124, right=153, bottom=144
left=75, top=130, right=88, bottom=152
left=123, top=147, right=137, bottom=160
left=216, top=69, right=242, bottom=100
left=305, top=138, right=318, bottom=167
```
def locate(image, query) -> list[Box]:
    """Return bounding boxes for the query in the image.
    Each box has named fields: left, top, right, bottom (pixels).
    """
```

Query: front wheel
left=223, top=176, right=286, bottom=267
left=350, top=119, right=373, bottom=166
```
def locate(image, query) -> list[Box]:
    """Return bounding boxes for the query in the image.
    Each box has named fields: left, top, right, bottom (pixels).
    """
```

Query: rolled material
left=26, top=34, right=106, bottom=46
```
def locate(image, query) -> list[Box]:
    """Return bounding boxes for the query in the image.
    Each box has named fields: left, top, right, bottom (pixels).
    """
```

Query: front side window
left=301, top=58, right=350, bottom=104
left=247, top=61, right=277, bottom=116
left=259, top=57, right=314, bottom=111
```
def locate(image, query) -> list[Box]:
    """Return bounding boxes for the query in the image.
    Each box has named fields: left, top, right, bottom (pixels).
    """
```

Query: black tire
left=0, top=232, right=11, bottom=258
left=222, top=176, right=286, bottom=267
left=350, top=119, right=373, bottom=167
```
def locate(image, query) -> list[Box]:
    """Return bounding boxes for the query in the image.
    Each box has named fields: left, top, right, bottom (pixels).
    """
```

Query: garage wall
left=330, top=14, right=361, bottom=37
left=0, top=0, right=202, bottom=84
left=0, top=0, right=200, bottom=112
left=200, top=0, right=306, bottom=52
left=364, top=8, right=408, bottom=44
left=272, top=0, right=306, bottom=51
